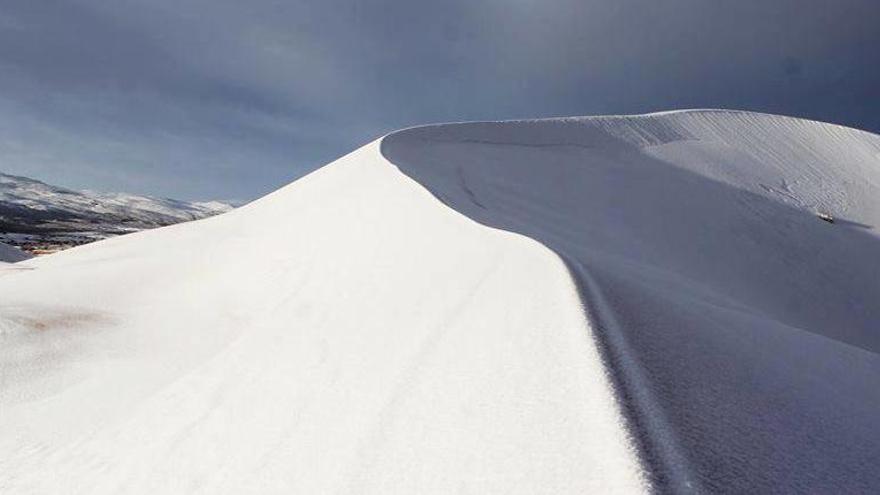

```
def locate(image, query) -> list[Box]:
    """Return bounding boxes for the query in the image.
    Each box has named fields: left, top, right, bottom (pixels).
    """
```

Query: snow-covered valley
left=1, top=110, right=879, bottom=493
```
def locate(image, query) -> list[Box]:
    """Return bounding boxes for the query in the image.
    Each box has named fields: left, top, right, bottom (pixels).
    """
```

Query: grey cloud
left=0, top=0, right=877, bottom=200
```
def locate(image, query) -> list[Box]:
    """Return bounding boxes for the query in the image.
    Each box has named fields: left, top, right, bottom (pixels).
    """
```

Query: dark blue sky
left=0, top=0, right=877, bottom=200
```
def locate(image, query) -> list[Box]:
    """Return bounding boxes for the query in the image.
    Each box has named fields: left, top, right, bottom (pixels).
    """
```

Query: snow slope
left=382, top=110, right=880, bottom=493
left=0, top=143, right=646, bottom=493
left=1, top=110, right=878, bottom=494
left=0, top=241, right=31, bottom=263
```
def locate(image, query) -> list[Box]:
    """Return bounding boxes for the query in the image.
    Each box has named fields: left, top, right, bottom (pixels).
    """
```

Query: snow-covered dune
left=1, top=110, right=878, bottom=493
left=382, top=110, right=880, bottom=493
left=0, top=143, right=645, bottom=492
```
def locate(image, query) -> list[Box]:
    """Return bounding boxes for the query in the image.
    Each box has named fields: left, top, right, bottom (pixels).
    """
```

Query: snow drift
left=1, top=110, right=879, bottom=493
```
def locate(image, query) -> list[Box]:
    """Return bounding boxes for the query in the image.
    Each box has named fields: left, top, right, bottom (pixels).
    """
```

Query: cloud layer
left=0, top=0, right=877, bottom=199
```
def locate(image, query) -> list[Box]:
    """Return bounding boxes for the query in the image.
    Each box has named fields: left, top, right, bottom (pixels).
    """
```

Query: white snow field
left=0, top=143, right=645, bottom=493
left=1, top=110, right=879, bottom=493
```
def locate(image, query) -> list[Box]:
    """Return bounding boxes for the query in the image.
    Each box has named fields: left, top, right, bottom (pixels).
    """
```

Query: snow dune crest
left=382, top=109, right=880, bottom=493
left=2, top=109, right=879, bottom=493
left=0, top=142, right=646, bottom=493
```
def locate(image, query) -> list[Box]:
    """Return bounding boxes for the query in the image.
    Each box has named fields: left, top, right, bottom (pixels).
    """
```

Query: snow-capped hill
left=0, top=110, right=878, bottom=493
left=382, top=109, right=880, bottom=492
left=0, top=172, right=233, bottom=232
left=0, top=172, right=233, bottom=253
left=0, top=142, right=646, bottom=494
left=0, top=240, right=31, bottom=263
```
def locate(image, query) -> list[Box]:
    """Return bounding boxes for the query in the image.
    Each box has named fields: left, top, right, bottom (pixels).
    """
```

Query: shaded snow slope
left=0, top=241, right=31, bottom=263
left=0, top=143, right=646, bottom=493
left=382, top=110, right=880, bottom=493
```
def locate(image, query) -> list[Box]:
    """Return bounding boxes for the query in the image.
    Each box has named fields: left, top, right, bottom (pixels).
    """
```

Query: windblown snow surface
left=2, top=110, right=879, bottom=493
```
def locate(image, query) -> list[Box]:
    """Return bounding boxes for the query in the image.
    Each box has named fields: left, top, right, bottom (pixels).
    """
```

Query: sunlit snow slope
left=383, top=110, right=880, bottom=493
left=2, top=110, right=879, bottom=494
left=0, top=142, right=645, bottom=493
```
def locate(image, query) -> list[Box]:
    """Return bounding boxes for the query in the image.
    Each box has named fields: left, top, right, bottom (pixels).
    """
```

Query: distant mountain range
left=0, top=172, right=233, bottom=254
left=0, top=240, right=31, bottom=262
